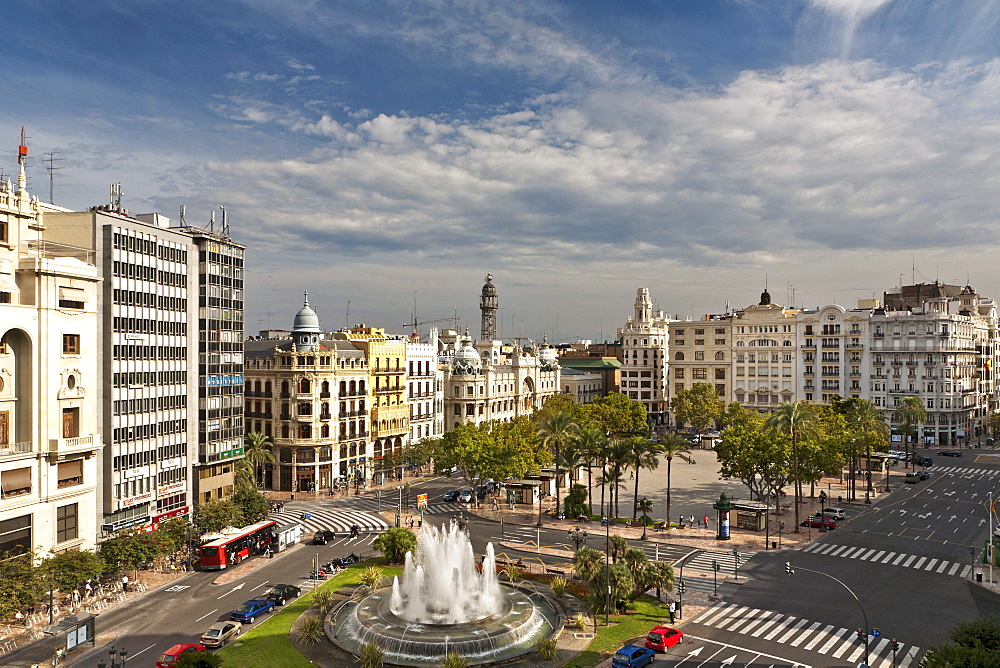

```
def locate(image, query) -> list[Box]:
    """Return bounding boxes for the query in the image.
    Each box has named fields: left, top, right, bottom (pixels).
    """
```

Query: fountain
left=331, top=522, right=562, bottom=665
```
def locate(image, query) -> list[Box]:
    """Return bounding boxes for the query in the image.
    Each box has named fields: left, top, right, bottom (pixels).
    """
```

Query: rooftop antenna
left=208, top=210, right=216, bottom=232
left=345, top=300, right=351, bottom=329
left=18, top=127, right=28, bottom=166
left=219, top=205, right=230, bottom=237
left=43, top=152, right=64, bottom=204
left=110, top=182, right=123, bottom=210
left=179, top=205, right=187, bottom=226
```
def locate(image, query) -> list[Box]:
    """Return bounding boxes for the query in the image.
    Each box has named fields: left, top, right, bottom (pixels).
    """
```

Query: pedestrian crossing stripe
left=688, top=602, right=921, bottom=668
left=313, top=497, right=459, bottom=516
left=801, top=541, right=971, bottom=577
left=269, top=504, right=389, bottom=535
left=679, top=548, right=756, bottom=573
left=933, top=465, right=1000, bottom=476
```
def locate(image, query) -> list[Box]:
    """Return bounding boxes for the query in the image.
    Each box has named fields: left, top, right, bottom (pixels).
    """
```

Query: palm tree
left=636, top=496, right=653, bottom=539
left=604, top=439, right=631, bottom=519
left=765, top=401, right=819, bottom=531
left=626, top=436, right=661, bottom=521
left=848, top=399, right=890, bottom=503
left=243, top=432, right=275, bottom=489
left=537, top=411, right=580, bottom=518
left=659, top=432, right=693, bottom=530
left=894, top=395, right=927, bottom=472
left=572, top=427, right=609, bottom=517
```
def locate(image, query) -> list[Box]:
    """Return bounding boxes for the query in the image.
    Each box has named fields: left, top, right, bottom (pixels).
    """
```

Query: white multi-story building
left=730, top=289, right=798, bottom=413
left=795, top=302, right=873, bottom=405
left=0, top=157, right=103, bottom=555
left=560, top=368, right=603, bottom=404
left=406, top=328, right=443, bottom=443
left=619, top=288, right=671, bottom=426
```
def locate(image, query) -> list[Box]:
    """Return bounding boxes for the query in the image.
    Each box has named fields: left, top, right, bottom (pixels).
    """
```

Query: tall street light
left=785, top=561, right=870, bottom=667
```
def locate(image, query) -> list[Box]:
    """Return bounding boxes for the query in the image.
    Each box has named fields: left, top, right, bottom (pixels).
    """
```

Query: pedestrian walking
left=689, top=515, right=695, bottom=527
left=15, top=610, right=24, bottom=626
left=702, top=515, right=710, bottom=528
left=668, top=600, right=676, bottom=624
left=121, top=574, right=129, bottom=592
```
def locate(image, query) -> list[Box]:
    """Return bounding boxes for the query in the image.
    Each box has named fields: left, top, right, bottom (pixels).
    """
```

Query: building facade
left=731, top=289, right=799, bottom=412
left=406, top=329, right=443, bottom=444
left=0, top=160, right=103, bottom=555
left=618, top=288, right=671, bottom=426
left=667, top=315, right=733, bottom=404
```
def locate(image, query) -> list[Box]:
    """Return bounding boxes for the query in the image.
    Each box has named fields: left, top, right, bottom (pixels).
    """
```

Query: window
left=715, top=351, right=725, bottom=360
left=57, top=504, right=78, bottom=543
left=715, top=369, right=726, bottom=379
left=674, top=368, right=684, bottom=379
left=694, top=351, right=704, bottom=360
left=0, top=218, right=6, bottom=243
left=0, top=514, right=31, bottom=555
left=62, top=334, right=80, bottom=355
left=674, top=352, right=684, bottom=361
left=692, top=369, right=708, bottom=380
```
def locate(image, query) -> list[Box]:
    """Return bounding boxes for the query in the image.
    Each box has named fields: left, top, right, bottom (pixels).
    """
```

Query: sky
left=4, top=0, right=1000, bottom=343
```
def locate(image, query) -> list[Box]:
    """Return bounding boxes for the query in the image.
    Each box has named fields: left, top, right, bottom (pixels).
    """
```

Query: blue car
left=612, top=644, right=656, bottom=668
left=230, top=599, right=276, bottom=623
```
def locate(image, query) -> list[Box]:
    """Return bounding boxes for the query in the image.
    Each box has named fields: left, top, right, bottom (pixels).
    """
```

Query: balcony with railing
left=0, top=441, right=33, bottom=460
left=46, top=434, right=102, bottom=457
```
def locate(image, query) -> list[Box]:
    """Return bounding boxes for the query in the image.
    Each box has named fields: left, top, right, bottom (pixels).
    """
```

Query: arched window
left=245, top=381, right=252, bottom=393
left=359, top=380, right=366, bottom=393
left=349, top=380, right=356, bottom=395
left=264, top=381, right=272, bottom=393
left=281, top=425, right=289, bottom=438
left=254, top=380, right=262, bottom=392
left=321, top=380, right=330, bottom=393
left=674, top=352, right=684, bottom=360
left=299, top=378, right=311, bottom=393
left=321, top=424, right=330, bottom=438
left=300, top=424, right=312, bottom=438
left=715, top=351, right=725, bottom=360
left=281, top=380, right=290, bottom=394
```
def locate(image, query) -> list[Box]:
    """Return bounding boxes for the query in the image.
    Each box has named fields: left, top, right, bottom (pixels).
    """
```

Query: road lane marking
left=765, top=617, right=796, bottom=641
left=803, top=624, right=836, bottom=651
left=195, top=608, right=219, bottom=622
left=682, top=633, right=807, bottom=665
left=128, top=643, right=156, bottom=659
left=788, top=621, right=821, bottom=647
left=776, top=618, right=809, bottom=644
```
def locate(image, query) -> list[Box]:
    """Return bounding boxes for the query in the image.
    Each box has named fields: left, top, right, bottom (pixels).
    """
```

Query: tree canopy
left=922, top=615, right=1000, bottom=666
left=577, top=392, right=648, bottom=436
left=670, top=383, right=724, bottom=434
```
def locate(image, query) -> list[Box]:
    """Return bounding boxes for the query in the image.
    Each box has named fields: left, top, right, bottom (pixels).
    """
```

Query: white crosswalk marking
left=913, top=556, right=927, bottom=569
left=902, top=555, right=917, bottom=567
left=690, top=602, right=922, bottom=665
left=269, top=504, right=389, bottom=536
left=830, top=545, right=849, bottom=556
left=881, top=551, right=897, bottom=563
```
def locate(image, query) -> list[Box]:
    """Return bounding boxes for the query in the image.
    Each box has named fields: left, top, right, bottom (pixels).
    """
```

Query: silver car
left=816, top=508, right=847, bottom=520
left=200, top=621, right=242, bottom=648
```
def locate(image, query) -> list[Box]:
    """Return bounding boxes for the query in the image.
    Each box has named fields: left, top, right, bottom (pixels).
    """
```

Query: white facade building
left=619, top=288, right=670, bottom=426
left=406, top=329, right=444, bottom=443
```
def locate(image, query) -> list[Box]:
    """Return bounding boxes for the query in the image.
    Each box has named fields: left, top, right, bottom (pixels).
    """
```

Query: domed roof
left=293, top=292, right=321, bottom=333
left=455, top=338, right=481, bottom=362
left=929, top=281, right=945, bottom=299
left=481, top=273, right=496, bottom=296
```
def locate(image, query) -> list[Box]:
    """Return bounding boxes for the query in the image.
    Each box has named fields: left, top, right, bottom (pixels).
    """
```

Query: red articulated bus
left=198, top=520, right=277, bottom=570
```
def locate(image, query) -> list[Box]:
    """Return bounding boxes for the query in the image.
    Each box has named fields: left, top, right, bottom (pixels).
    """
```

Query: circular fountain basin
left=331, top=583, right=561, bottom=665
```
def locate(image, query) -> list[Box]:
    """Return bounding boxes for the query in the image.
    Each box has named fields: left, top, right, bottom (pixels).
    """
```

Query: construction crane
left=402, top=315, right=460, bottom=339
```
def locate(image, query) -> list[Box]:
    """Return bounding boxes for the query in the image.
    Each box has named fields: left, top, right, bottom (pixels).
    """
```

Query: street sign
left=416, top=493, right=428, bottom=509
left=871, top=628, right=880, bottom=638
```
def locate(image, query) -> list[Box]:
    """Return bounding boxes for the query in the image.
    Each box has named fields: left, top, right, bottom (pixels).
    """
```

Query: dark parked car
left=612, top=644, right=656, bottom=668
left=230, top=599, right=276, bottom=624
left=940, top=450, right=963, bottom=457
left=313, top=530, right=336, bottom=545
left=265, top=584, right=301, bottom=606
left=443, top=490, right=459, bottom=502
left=918, top=470, right=931, bottom=480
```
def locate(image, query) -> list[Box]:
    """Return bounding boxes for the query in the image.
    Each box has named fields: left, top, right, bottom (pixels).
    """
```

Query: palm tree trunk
left=632, top=463, right=641, bottom=521
left=666, top=457, right=672, bottom=529
left=586, top=464, right=594, bottom=516
left=791, top=433, right=801, bottom=532
left=555, top=444, right=561, bottom=518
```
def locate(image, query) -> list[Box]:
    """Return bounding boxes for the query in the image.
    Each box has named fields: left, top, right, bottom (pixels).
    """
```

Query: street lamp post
left=676, top=579, right=686, bottom=620
left=712, top=560, right=719, bottom=595
left=732, top=547, right=741, bottom=580
left=604, top=508, right=610, bottom=627
left=568, top=527, right=587, bottom=551
left=785, top=561, right=870, bottom=668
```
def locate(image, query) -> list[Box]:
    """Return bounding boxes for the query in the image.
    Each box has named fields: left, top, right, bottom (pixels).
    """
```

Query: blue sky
left=5, top=0, right=1000, bottom=341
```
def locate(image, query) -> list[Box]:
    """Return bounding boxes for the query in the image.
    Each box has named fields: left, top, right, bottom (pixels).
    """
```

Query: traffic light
left=677, top=580, right=686, bottom=594
left=713, top=560, right=720, bottom=571
left=784, top=561, right=793, bottom=575
left=856, top=629, right=865, bottom=642
left=891, top=639, right=899, bottom=653
left=780, top=522, right=785, bottom=531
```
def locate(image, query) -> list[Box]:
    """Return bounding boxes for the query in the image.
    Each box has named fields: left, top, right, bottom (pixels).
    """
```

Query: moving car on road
left=266, top=584, right=301, bottom=606
left=801, top=517, right=837, bottom=529
left=443, top=490, right=459, bottom=501
left=918, top=470, right=931, bottom=480
left=156, top=644, right=206, bottom=667
left=905, top=472, right=922, bottom=483
left=200, top=621, right=242, bottom=648
left=940, top=450, right=963, bottom=457
left=230, top=598, right=276, bottom=624
left=612, top=644, right=656, bottom=667
left=644, top=626, right=683, bottom=651
left=458, top=489, right=474, bottom=503
left=312, top=530, right=336, bottom=545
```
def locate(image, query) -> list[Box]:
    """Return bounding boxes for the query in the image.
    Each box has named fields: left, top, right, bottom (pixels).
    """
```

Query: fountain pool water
left=331, top=522, right=561, bottom=665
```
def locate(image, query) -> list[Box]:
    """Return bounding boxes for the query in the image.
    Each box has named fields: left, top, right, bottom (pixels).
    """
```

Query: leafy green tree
left=41, top=549, right=104, bottom=592
left=233, top=457, right=256, bottom=492
left=590, top=562, right=634, bottom=614
left=158, top=517, right=194, bottom=554
left=232, top=486, right=270, bottom=525
left=894, top=395, right=927, bottom=469
left=572, top=546, right=604, bottom=582
left=659, top=432, right=693, bottom=529
left=578, top=392, right=647, bottom=436
left=373, top=528, right=417, bottom=564
left=533, top=393, right=580, bottom=426
left=0, top=549, right=45, bottom=619
left=717, top=411, right=790, bottom=508
left=97, top=529, right=167, bottom=575
left=195, top=499, right=245, bottom=534
left=670, top=383, right=724, bottom=435
left=765, top=401, right=819, bottom=531
left=921, top=614, right=1000, bottom=666
left=620, top=546, right=674, bottom=600
left=636, top=497, right=654, bottom=538
left=625, top=436, right=660, bottom=520
left=243, top=431, right=275, bottom=488
left=537, top=410, right=580, bottom=518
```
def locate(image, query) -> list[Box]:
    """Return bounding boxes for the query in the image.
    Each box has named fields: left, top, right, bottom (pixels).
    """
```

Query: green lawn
left=216, top=561, right=402, bottom=667
left=563, top=596, right=671, bottom=667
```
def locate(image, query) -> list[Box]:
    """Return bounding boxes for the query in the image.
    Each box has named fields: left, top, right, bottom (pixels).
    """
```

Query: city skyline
left=5, top=0, right=1000, bottom=341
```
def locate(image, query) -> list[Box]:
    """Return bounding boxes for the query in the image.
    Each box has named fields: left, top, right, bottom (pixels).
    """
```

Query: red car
left=156, top=643, right=206, bottom=668
left=645, top=625, right=684, bottom=651
left=801, top=517, right=837, bottom=529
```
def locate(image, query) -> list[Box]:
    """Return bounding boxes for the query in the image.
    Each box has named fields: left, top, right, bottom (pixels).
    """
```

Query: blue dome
left=293, top=292, right=321, bottom=333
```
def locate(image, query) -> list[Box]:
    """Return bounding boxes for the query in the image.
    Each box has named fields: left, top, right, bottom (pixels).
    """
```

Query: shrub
left=372, top=528, right=417, bottom=564
left=356, top=641, right=384, bottom=668
left=535, top=636, right=559, bottom=661
left=361, top=566, right=384, bottom=589
left=439, top=651, right=470, bottom=668
left=313, top=588, right=335, bottom=614
left=573, top=613, right=589, bottom=630
left=550, top=576, right=568, bottom=597
left=298, top=616, right=324, bottom=645
left=504, top=562, right=521, bottom=583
